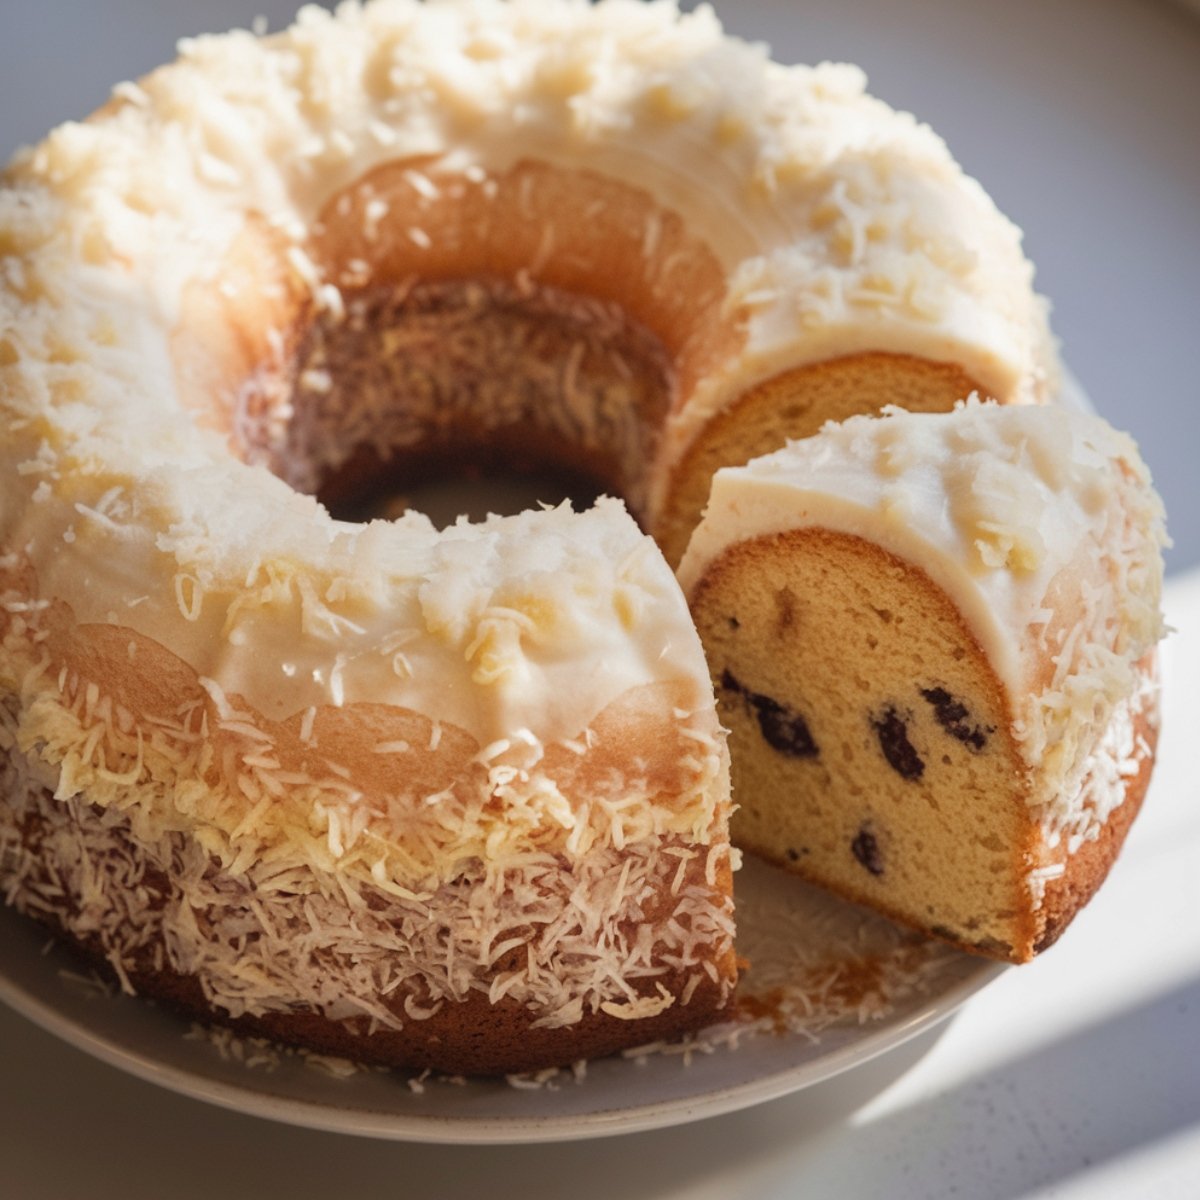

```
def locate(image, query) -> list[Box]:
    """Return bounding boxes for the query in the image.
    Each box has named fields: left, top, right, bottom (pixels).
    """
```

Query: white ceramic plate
left=0, top=855, right=1003, bottom=1144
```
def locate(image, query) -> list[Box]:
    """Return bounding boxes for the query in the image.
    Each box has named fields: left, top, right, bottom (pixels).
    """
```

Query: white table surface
left=1, top=1, right=1198, bottom=1196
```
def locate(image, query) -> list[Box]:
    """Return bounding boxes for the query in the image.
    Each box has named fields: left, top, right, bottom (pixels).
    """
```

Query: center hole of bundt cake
left=171, top=157, right=733, bottom=530
left=287, top=274, right=663, bottom=528
left=317, top=436, right=609, bottom=531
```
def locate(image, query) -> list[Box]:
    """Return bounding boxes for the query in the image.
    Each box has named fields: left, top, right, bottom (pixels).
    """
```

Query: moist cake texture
left=681, top=402, right=1167, bottom=961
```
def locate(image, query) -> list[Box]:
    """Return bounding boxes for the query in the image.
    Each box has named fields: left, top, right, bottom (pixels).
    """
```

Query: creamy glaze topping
left=0, top=0, right=1050, bottom=753
left=0, top=5, right=1054, bottom=720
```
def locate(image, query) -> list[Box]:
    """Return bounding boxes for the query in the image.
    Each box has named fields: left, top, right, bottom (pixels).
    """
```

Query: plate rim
left=0, top=920, right=1005, bottom=1143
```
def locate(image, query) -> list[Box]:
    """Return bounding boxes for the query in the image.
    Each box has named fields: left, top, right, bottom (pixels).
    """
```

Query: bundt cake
left=0, top=0, right=1060, bottom=1073
left=680, top=402, right=1168, bottom=962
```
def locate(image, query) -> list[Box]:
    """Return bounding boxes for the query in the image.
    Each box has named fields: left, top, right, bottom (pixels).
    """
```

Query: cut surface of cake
left=679, top=402, right=1168, bottom=962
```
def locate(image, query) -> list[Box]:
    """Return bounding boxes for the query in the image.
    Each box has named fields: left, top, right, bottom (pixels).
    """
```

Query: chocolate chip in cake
left=920, top=686, right=993, bottom=751
left=872, top=706, right=924, bottom=780
left=727, top=615, right=740, bottom=630
left=786, top=847, right=800, bottom=862
left=719, top=669, right=820, bottom=759
left=851, top=827, right=884, bottom=876
left=753, top=694, right=820, bottom=758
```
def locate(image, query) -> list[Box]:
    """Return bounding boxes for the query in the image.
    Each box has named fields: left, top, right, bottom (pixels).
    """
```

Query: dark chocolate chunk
left=752, top=694, right=819, bottom=758
left=920, top=686, right=993, bottom=751
left=872, top=706, right=924, bottom=780
left=786, top=848, right=800, bottom=862
left=719, top=669, right=820, bottom=759
left=851, top=827, right=884, bottom=876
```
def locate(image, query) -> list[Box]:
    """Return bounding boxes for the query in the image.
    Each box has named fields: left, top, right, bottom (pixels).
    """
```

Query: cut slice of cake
left=679, top=401, right=1168, bottom=962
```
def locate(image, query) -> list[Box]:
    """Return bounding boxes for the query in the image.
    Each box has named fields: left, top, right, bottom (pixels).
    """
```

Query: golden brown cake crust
left=1032, top=689, right=1158, bottom=955
left=656, top=353, right=983, bottom=565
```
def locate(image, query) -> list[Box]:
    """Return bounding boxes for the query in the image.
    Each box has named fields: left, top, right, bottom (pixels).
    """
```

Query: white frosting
left=0, top=0, right=1053, bottom=547
left=0, top=182, right=707, bottom=748
left=678, top=401, right=1168, bottom=810
left=4, top=466, right=703, bottom=747
left=0, top=0, right=1052, bottom=758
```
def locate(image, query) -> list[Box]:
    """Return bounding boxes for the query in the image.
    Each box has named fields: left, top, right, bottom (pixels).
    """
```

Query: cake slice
left=679, top=401, right=1167, bottom=962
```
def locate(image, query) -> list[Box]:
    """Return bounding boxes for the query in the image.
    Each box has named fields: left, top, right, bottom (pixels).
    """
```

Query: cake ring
left=0, top=0, right=1158, bottom=1076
